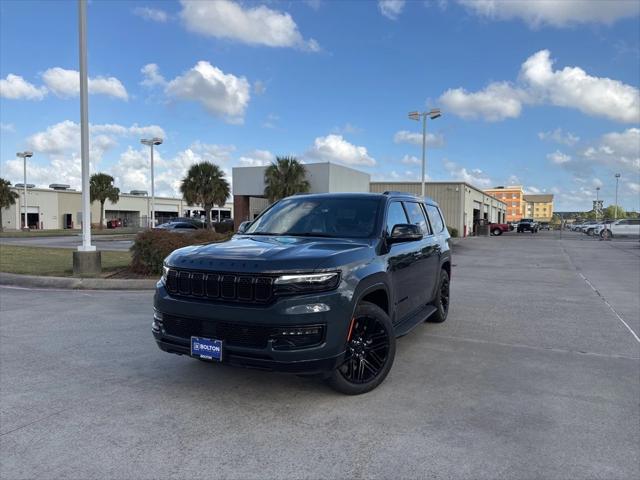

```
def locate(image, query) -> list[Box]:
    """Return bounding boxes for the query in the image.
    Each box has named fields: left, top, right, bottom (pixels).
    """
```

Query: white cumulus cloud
left=306, top=134, right=376, bottom=166
left=238, top=149, right=275, bottom=167
left=179, top=0, right=319, bottom=51
left=582, top=128, right=640, bottom=172
left=378, top=0, right=405, bottom=20
left=393, top=130, right=444, bottom=147
left=140, top=63, right=166, bottom=87
left=165, top=61, right=250, bottom=124
left=457, top=0, right=640, bottom=28
left=538, top=128, right=580, bottom=146
left=133, top=7, right=169, bottom=22
left=42, top=67, right=128, bottom=100
left=439, top=82, right=525, bottom=121
left=547, top=150, right=572, bottom=165
left=443, top=159, right=493, bottom=187
left=0, top=74, right=47, bottom=100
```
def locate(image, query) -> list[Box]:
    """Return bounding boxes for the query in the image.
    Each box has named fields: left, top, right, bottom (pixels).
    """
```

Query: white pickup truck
left=596, top=219, right=640, bottom=239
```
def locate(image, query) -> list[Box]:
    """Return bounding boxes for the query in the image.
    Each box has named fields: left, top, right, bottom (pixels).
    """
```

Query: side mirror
left=389, top=223, right=423, bottom=244
left=237, top=221, right=252, bottom=234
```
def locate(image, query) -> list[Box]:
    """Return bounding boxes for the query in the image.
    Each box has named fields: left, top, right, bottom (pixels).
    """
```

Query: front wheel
left=428, top=269, right=450, bottom=323
left=327, top=302, right=396, bottom=395
left=601, top=229, right=613, bottom=240
left=492, top=228, right=502, bottom=236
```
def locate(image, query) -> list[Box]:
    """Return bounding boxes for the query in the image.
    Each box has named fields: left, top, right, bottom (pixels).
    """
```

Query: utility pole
left=614, top=173, right=621, bottom=220
left=408, top=108, right=441, bottom=197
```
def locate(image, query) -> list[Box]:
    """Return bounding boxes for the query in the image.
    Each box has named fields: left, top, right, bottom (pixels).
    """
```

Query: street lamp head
left=151, top=137, right=163, bottom=146
left=615, top=173, right=621, bottom=178
left=16, top=151, right=33, bottom=158
left=428, top=108, right=441, bottom=120
left=408, top=111, right=421, bottom=121
left=141, top=137, right=163, bottom=146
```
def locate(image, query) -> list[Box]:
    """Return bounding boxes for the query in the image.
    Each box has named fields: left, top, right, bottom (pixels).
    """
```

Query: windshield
left=245, top=197, right=381, bottom=238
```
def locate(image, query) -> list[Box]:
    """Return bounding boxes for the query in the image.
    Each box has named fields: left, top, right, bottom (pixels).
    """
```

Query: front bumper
left=153, top=283, right=352, bottom=374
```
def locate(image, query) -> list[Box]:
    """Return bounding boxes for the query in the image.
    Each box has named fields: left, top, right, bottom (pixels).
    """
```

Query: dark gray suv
left=153, top=192, right=452, bottom=394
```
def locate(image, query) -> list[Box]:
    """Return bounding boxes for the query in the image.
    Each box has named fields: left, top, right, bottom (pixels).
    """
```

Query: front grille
left=165, top=269, right=274, bottom=304
left=162, top=314, right=274, bottom=348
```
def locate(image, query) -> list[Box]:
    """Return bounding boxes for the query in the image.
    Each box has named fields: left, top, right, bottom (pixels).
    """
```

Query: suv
left=153, top=193, right=452, bottom=395
left=517, top=218, right=538, bottom=233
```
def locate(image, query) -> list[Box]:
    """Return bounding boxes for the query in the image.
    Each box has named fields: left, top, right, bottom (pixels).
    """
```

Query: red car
left=489, top=223, right=511, bottom=236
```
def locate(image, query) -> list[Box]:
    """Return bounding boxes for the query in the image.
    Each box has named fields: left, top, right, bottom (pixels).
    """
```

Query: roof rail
left=383, top=190, right=415, bottom=196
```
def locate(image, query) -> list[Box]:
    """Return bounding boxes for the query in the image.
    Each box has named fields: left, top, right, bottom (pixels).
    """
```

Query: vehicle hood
left=165, top=235, right=373, bottom=273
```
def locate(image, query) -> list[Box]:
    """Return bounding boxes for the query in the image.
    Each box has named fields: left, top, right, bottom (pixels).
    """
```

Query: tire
left=492, top=228, right=502, bottom=236
left=428, top=269, right=450, bottom=324
left=587, top=228, right=594, bottom=236
left=601, top=229, right=613, bottom=240
left=327, top=302, right=396, bottom=395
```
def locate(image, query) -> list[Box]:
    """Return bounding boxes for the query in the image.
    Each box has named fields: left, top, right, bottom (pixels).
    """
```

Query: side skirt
left=393, top=304, right=438, bottom=337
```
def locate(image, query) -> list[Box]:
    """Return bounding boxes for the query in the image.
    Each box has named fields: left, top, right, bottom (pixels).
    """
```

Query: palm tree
left=180, top=162, right=230, bottom=229
left=264, top=156, right=310, bottom=203
left=90, top=173, right=120, bottom=229
left=0, top=177, right=19, bottom=232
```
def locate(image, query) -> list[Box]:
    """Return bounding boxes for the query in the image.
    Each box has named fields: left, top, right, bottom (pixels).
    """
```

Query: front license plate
left=191, top=336, right=223, bottom=361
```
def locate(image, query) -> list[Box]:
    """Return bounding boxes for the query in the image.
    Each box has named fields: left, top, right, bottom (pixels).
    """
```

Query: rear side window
left=404, top=202, right=431, bottom=235
left=425, top=205, right=445, bottom=233
left=629, top=219, right=640, bottom=225
left=386, top=201, right=408, bottom=235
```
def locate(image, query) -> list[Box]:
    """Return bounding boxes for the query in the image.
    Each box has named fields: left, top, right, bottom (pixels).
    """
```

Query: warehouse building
left=370, top=182, right=507, bottom=237
left=232, top=162, right=371, bottom=229
left=2, top=184, right=232, bottom=231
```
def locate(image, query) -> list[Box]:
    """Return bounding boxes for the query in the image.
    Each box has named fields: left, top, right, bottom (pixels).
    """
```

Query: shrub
left=130, top=229, right=229, bottom=275
left=447, top=227, right=459, bottom=238
left=211, top=221, right=234, bottom=234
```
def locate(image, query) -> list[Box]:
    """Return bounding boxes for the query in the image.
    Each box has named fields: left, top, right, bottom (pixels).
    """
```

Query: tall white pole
left=614, top=174, right=620, bottom=220
left=421, top=113, right=427, bottom=198
left=77, top=0, right=94, bottom=251
left=23, top=156, right=27, bottom=229
left=150, top=144, right=155, bottom=228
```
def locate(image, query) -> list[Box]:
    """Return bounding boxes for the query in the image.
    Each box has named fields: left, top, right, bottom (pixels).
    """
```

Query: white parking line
left=579, top=273, right=640, bottom=344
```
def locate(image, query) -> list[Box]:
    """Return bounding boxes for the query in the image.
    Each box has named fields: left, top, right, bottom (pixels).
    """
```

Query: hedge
left=130, top=229, right=229, bottom=275
left=448, top=227, right=459, bottom=238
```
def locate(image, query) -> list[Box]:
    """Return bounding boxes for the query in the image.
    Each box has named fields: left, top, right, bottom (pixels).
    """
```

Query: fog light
left=271, top=325, right=325, bottom=350
left=285, top=303, right=330, bottom=315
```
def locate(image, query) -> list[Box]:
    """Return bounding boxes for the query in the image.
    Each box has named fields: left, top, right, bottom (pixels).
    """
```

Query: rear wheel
left=492, top=228, right=502, bottom=236
left=601, top=229, right=613, bottom=239
left=327, top=302, right=395, bottom=395
left=428, top=269, right=450, bottom=323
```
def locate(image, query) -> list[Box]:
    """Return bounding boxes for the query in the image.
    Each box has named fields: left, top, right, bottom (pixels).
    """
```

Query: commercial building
left=232, top=162, right=371, bottom=229
left=370, top=181, right=506, bottom=237
left=523, top=194, right=554, bottom=222
left=484, top=185, right=525, bottom=222
left=2, top=184, right=232, bottom=231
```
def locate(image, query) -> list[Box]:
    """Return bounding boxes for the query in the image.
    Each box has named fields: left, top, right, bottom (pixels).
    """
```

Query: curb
left=0, top=272, right=157, bottom=290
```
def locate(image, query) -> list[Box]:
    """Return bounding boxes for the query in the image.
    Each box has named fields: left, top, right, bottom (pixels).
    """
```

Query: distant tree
left=90, top=173, right=120, bottom=229
left=264, top=156, right=310, bottom=203
left=603, top=204, right=626, bottom=220
left=180, top=162, right=230, bottom=229
left=0, top=178, right=19, bottom=232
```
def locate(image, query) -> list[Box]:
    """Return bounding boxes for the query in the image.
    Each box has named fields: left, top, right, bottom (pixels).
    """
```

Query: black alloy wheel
left=428, top=269, right=450, bottom=323
left=327, top=302, right=396, bottom=395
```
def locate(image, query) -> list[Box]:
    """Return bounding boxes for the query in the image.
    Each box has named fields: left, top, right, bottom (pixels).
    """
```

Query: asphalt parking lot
left=1, top=231, right=638, bottom=479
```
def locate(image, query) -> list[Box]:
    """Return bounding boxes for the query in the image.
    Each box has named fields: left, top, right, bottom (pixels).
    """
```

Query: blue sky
left=1, top=0, right=639, bottom=211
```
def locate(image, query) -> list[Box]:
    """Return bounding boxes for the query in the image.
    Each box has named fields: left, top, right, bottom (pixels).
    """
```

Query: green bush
left=130, top=229, right=229, bottom=275
left=447, top=226, right=459, bottom=238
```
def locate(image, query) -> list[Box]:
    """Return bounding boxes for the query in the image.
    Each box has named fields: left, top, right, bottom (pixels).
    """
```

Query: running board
left=394, top=305, right=438, bottom=337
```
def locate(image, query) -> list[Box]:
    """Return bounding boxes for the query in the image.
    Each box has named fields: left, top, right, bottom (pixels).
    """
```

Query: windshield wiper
left=245, top=231, right=281, bottom=235
left=285, top=232, right=337, bottom=238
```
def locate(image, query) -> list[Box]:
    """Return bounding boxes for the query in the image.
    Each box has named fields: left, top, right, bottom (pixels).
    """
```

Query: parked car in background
left=489, top=222, right=510, bottom=236
left=539, top=222, right=550, bottom=231
left=517, top=218, right=538, bottom=233
left=153, top=192, right=452, bottom=395
left=598, top=219, right=640, bottom=239
left=155, top=221, right=202, bottom=232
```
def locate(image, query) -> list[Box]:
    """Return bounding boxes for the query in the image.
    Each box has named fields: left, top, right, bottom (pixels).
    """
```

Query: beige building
left=370, top=181, right=506, bottom=237
left=523, top=194, right=554, bottom=222
left=2, top=185, right=233, bottom=231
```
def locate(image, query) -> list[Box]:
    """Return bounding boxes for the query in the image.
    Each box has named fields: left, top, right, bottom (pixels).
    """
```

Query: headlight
left=161, top=265, right=169, bottom=284
left=274, top=272, right=340, bottom=294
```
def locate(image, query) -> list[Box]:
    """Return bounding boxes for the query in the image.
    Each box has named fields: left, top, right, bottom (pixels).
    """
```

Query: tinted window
left=386, top=201, right=408, bottom=235
left=404, top=202, right=431, bottom=235
left=617, top=220, right=628, bottom=225
left=425, top=205, right=445, bottom=233
left=628, top=219, right=640, bottom=225
left=175, top=223, right=196, bottom=229
left=245, top=197, right=381, bottom=238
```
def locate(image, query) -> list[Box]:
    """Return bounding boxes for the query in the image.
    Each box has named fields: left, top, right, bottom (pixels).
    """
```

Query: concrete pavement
left=1, top=231, right=638, bottom=479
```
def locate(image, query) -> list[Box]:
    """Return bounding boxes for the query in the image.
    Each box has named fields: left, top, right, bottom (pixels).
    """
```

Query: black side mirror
left=237, top=221, right=252, bottom=234
left=389, top=223, right=423, bottom=244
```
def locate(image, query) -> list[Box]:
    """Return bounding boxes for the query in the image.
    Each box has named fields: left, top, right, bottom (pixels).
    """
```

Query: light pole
left=408, top=108, right=441, bottom=197
left=614, top=173, right=621, bottom=220
left=141, top=137, right=163, bottom=228
left=16, top=151, right=33, bottom=230
left=596, top=186, right=601, bottom=222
